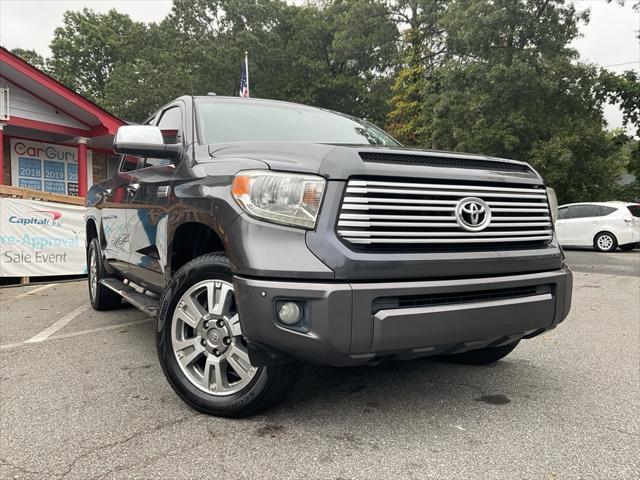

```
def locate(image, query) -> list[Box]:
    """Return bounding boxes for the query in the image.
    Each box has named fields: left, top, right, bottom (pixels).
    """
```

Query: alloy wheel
left=171, top=279, right=258, bottom=396
left=89, top=248, right=98, bottom=301
left=597, top=234, right=614, bottom=251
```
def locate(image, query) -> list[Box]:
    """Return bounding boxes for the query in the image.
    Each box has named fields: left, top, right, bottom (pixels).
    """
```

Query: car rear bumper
left=234, top=266, right=573, bottom=366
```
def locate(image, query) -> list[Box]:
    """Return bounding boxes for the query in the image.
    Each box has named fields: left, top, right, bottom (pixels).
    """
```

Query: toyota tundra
left=85, top=96, right=572, bottom=417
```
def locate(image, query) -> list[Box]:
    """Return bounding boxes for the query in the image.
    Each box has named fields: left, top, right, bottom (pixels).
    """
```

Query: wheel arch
left=85, top=217, right=99, bottom=249
left=168, top=221, right=225, bottom=276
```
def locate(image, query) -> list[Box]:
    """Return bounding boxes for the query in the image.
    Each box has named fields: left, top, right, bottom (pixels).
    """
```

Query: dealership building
left=0, top=47, right=124, bottom=198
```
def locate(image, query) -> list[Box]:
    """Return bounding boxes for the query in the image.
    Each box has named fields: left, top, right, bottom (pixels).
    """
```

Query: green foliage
left=386, top=64, right=428, bottom=145
left=49, top=9, right=148, bottom=109
left=10, top=48, right=48, bottom=72
left=597, top=69, right=640, bottom=135
left=387, top=0, right=633, bottom=203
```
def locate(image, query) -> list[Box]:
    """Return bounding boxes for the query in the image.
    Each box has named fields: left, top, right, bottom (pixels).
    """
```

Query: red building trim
left=0, top=72, right=93, bottom=129
left=77, top=140, right=88, bottom=197
left=1, top=47, right=125, bottom=197
left=0, top=47, right=122, bottom=135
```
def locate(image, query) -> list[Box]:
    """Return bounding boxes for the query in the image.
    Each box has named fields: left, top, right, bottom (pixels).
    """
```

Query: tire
left=87, top=237, right=122, bottom=310
left=619, top=243, right=638, bottom=251
left=594, top=232, right=617, bottom=252
left=439, top=341, right=520, bottom=365
left=156, top=253, right=299, bottom=417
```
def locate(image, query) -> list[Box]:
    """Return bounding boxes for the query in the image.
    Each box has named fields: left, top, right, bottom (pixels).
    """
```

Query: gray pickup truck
left=85, top=96, right=572, bottom=417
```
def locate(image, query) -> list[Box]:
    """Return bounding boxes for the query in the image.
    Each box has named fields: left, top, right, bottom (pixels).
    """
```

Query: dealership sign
left=0, top=198, right=86, bottom=277
left=10, top=139, right=92, bottom=196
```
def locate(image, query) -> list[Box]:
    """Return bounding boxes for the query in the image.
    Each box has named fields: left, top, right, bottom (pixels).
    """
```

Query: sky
left=0, top=0, right=638, bottom=129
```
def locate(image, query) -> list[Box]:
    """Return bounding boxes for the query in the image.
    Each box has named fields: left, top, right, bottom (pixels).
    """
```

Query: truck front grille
left=337, top=178, right=553, bottom=248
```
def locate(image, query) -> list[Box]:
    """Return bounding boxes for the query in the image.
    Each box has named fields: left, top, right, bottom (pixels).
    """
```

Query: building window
left=10, top=138, right=92, bottom=196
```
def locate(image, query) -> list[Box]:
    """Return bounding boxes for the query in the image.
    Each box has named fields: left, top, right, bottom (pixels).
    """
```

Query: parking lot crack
left=0, top=456, right=60, bottom=479
left=59, top=413, right=198, bottom=479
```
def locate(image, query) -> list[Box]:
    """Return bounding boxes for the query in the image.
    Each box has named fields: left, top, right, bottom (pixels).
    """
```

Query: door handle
left=127, top=183, right=140, bottom=195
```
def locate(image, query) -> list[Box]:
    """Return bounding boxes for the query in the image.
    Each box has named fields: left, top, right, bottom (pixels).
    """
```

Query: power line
left=601, top=60, right=640, bottom=68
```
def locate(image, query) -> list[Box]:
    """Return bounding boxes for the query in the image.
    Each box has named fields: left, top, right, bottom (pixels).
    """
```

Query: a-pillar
left=77, top=137, right=88, bottom=197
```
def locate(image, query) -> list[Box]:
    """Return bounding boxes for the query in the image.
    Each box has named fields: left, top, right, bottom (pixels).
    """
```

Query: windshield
left=195, top=99, right=400, bottom=147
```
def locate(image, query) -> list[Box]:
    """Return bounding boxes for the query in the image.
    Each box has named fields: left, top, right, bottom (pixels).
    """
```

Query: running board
left=100, top=278, right=159, bottom=317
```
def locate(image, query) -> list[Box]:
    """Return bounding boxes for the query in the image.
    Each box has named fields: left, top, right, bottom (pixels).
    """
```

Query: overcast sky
left=0, top=0, right=638, bottom=129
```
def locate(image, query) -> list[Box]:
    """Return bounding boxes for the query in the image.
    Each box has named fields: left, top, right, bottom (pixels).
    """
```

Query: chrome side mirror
left=113, top=125, right=182, bottom=159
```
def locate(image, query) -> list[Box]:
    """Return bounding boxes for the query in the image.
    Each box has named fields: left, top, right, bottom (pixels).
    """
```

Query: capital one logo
left=455, top=197, right=491, bottom=232
left=8, top=209, right=64, bottom=227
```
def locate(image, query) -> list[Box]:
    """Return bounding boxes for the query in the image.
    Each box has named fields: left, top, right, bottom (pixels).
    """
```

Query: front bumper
left=234, top=267, right=573, bottom=366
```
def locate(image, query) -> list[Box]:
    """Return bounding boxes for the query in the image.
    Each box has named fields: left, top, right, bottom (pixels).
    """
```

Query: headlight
left=232, top=170, right=326, bottom=229
left=546, top=187, right=558, bottom=224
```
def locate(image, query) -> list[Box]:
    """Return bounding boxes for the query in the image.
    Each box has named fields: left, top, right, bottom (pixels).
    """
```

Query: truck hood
left=203, top=142, right=543, bottom=185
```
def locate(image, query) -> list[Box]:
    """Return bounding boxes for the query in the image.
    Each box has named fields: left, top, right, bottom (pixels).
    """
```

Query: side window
left=557, top=207, right=568, bottom=220
left=142, top=106, right=183, bottom=168
left=119, top=155, right=142, bottom=173
left=570, top=205, right=599, bottom=219
left=598, top=206, right=616, bottom=216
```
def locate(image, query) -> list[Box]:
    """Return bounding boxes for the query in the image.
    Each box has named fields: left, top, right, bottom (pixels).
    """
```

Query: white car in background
left=556, top=202, right=640, bottom=252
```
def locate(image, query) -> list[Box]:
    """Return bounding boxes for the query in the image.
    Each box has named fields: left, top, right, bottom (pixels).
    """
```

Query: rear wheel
left=156, top=253, right=299, bottom=417
left=87, top=238, right=122, bottom=310
left=594, top=232, right=617, bottom=252
left=439, top=341, right=520, bottom=365
left=619, top=243, right=638, bottom=251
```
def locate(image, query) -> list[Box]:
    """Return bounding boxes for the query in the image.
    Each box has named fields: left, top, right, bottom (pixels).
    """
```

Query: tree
left=386, top=64, right=428, bottom=145
left=11, top=48, right=48, bottom=72
left=390, top=0, right=626, bottom=203
left=597, top=69, right=640, bottom=136
left=162, top=0, right=398, bottom=124
left=385, top=1, right=447, bottom=144
left=49, top=9, right=148, bottom=109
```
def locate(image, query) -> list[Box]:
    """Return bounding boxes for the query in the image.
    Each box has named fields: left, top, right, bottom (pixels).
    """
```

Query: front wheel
left=156, top=253, right=299, bottom=417
left=438, top=341, right=520, bottom=365
left=594, top=232, right=617, bottom=252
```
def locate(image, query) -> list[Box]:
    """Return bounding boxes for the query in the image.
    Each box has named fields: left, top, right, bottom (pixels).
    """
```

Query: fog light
left=277, top=301, right=301, bottom=325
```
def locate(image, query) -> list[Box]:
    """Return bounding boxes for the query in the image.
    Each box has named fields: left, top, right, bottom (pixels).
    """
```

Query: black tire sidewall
left=156, top=254, right=274, bottom=415
left=88, top=238, right=120, bottom=310
left=87, top=240, right=98, bottom=306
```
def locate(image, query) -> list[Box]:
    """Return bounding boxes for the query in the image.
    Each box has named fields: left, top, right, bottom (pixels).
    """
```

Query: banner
left=10, top=138, right=92, bottom=196
left=0, top=198, right=86, bottom=277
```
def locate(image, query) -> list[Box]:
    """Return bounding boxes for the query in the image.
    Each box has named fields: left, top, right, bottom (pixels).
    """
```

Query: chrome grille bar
left=347, top=187, right=547, bottom=199
left=337, top=178, right=552, bottom=248
left=347, top=236, right=552, bottom=245
left=338, top=221, right=551, bottom=228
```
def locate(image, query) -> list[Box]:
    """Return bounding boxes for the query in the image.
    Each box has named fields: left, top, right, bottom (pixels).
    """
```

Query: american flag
left=239, top=53, right=249, bottom=98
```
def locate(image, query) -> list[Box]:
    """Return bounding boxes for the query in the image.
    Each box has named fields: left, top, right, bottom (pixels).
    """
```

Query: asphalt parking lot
left=1, top=251, right=638, bottom=479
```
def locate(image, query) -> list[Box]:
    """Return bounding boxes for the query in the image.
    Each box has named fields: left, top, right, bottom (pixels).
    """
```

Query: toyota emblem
left=455, top=197, right=491, bottom=231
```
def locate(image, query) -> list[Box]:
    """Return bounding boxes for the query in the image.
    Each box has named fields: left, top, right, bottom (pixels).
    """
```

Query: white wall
left=0, top=78, right=88, bottom=129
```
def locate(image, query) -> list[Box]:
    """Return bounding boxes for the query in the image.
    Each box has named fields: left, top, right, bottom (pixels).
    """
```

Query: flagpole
left=244, top=51, right=250, bottom=97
